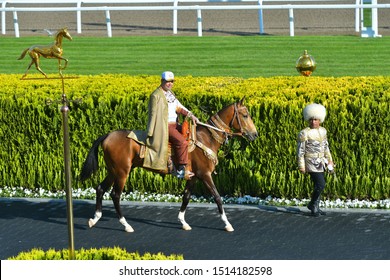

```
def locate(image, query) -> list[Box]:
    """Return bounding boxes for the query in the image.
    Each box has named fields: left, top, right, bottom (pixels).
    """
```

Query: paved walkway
left=1, top=197, right=389, bottom=260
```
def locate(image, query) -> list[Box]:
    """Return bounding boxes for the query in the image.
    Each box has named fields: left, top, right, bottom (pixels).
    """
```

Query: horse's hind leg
left=111, top=177, right=134, bottom=233
left=21, top=60, right=34, bottom=79
left=88, top=176, right=113, bottom=228
left=35, top=62, right=47, bottom=78
left=29, top=52, right=47, bottom=78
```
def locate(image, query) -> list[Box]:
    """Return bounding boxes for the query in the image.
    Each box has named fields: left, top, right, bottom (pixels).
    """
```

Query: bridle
left=193, top=102, right=248, bottom=166
left=202, top=102, right=246, bottom=144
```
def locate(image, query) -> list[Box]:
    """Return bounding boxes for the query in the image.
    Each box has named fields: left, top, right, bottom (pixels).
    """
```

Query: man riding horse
left=144, top=71, right=199, bottom=179
left=81, top=92, right=258, bottom=232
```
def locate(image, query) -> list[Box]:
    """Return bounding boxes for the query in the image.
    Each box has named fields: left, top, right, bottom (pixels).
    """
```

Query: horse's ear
left=239, top=96, right=246, bottom=105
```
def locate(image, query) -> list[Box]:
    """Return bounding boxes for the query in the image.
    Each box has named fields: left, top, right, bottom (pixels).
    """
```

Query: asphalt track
left=0, top=197, right=389, bottom=260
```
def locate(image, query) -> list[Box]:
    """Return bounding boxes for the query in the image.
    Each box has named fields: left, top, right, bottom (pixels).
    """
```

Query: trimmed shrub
left=8, top=246, right=184, bottom=260
left=1, top=74, right=389, bottom=200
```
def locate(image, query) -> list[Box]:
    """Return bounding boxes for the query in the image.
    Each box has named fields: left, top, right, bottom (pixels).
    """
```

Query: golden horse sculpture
left=18, top=27, right=72, bottom=78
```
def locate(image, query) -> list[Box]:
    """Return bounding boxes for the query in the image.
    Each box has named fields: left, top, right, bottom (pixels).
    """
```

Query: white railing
left=1, top=0, right=250, bottom=35
left=1, top=1, right=389, bottom=37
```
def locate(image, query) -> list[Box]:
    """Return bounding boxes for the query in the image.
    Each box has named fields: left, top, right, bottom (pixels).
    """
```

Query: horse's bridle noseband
left=230, top=103, right=245, bottom=137
left=205, top=102, right=245, bottom=144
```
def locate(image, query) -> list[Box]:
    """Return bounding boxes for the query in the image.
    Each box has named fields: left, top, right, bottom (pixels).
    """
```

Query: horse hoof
left=182, top=225, right=192, bottom=231
left=125, top=226, right=134, bottom=233
left=225, top=225, right=234, bottom=232
left=88, top=219, right=95, bottom=228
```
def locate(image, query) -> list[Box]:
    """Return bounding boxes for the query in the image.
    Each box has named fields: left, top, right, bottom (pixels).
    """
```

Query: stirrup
left=176, top=169, right=194, bottom=180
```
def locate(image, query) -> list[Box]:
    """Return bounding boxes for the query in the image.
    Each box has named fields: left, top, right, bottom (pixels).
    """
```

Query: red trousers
left=168, top=123, right=188, bottom=165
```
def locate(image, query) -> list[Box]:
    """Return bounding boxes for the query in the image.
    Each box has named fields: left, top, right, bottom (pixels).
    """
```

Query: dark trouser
left=168, top=123, right=188, bottom=166
left=308, top=172, right=326, bottom=215
left=309, top=172, right=325, bottom=201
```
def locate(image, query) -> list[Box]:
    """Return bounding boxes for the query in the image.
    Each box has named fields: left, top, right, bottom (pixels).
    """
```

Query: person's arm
left=323, top=129, right=334, bottom=172
left=297, top=130, right=307, bottom=173
left=176, top=103, right=199, bottom=123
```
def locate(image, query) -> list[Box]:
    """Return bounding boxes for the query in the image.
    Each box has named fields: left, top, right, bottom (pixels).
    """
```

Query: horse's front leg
left=204, top=174, right=234, bottom=232
left=58, top=58, right=68, bottom=70
left=178, top=180, right=196, bottom=231
left=220, top=209, right=234, bottom=232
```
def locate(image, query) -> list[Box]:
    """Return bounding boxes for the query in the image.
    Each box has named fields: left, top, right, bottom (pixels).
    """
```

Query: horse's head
left=230, top=97, right=258, bottom=141
left=57, top=27, right=73, bottom=41
left=207, top=98, right=258, bottom=144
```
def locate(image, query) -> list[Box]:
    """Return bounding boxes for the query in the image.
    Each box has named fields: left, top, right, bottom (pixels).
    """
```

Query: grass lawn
left=1, top=35, right=389, bottom=78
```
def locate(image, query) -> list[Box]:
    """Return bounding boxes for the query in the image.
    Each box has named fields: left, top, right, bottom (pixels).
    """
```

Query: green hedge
left=1, top=74, right=389, bottom=200
left=8, top=247, right=183, bottom=260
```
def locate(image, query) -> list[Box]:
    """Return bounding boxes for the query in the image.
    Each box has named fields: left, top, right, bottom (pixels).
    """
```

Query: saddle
left=127, top=120, right=196, bottom=178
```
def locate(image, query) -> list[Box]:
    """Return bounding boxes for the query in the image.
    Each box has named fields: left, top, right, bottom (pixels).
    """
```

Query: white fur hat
left=303, top=103, right=326, bottom=123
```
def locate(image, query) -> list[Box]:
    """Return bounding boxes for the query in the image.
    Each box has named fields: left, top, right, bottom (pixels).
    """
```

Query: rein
left=197, top=102, right=244, bottom=144
left=191, top=102, right=247, bottom=166
left=196, top=121, right=225, bottom=133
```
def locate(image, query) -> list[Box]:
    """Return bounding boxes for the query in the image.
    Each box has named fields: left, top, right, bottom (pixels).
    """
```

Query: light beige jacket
left=297, top=126, right=333, bottom=173
left=143, top=87, right=169, bottom=170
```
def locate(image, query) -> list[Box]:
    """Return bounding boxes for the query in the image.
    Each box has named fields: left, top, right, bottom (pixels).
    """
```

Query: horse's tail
left=79, top=134, right=109, bottom=181
left=17, top=48, right=29, bottom=60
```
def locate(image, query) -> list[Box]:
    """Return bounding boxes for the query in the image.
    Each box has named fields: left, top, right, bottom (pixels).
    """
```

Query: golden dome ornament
left=296, top=50, right=316, bottom=77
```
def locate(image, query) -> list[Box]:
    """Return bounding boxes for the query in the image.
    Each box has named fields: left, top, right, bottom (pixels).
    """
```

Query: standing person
left=297, top=103, right=334, bottom=216
left=144, top=71, right=199, bottom=179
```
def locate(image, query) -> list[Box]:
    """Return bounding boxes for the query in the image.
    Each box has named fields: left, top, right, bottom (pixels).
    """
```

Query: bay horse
left=80, top=97, right=258, bottom=232
left=18, top=27, right=72, bottom=78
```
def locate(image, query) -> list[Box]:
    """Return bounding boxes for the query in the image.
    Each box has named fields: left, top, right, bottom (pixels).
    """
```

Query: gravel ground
left=2, top=1, right=390, bottom=37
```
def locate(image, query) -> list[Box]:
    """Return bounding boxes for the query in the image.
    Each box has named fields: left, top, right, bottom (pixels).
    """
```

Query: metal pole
left=19, top=32, right=77, bottom=258
left=60, top=77, right=75, bottom=260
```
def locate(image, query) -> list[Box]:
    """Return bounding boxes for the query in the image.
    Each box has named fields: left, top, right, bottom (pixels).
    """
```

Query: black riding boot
left=307, top=189, right=321, bottom=217
left=317, top=196, right=326, bottom=216
left=307, top=200, right=320, bottom=216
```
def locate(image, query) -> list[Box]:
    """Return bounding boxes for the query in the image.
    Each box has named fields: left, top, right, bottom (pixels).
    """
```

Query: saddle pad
left=127, top=130, right=147, bottom=145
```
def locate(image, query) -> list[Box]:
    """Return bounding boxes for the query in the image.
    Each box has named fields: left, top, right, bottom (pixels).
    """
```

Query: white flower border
left=0, top=186, right=389, bottom=209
